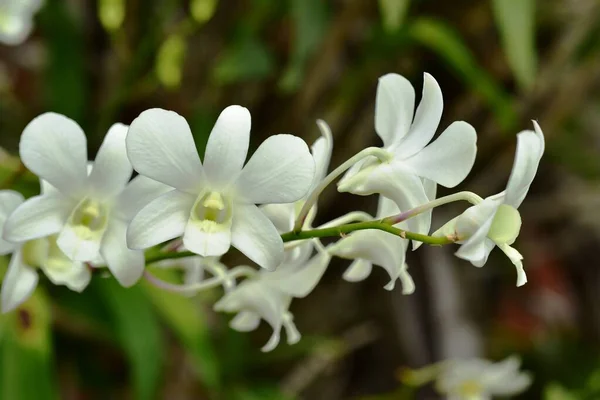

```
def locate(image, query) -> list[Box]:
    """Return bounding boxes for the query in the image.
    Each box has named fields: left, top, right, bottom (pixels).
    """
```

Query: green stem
left=293, top=146, right=392, bottom=232
left=144, top=220, right=454, bottom=265
left=281, top=221, right=454, bottom=245
left=382, top=191, right=483, bottom=225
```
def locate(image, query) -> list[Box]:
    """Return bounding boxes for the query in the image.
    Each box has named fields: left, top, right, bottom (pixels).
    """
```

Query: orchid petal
left=3, top=193, right=73, bottom=243
left=341, top=161, right=431, bottom=247
left=0, top=190, right=24, bottom=254
left=127, top=189, right=194, bottom=250
left=231, top=204, right=284, bottom=270
left=455, top=216, right=495, bottom=267
left=101, top=219, right=145, bottom=287
left=115, top=175, right=171, bottom=221
left=20, top=112, right=88, bottom=196
left=342, top=259, right=373, bottom=282
left=375, top=73, right=415, bottom=148
left=403, top=121, right=477, bottom=187
left=88, top=123, right=133, bottom=199
left=329, top=229, right=408, bottom=291
left=183, top=220, right=232, bottom=257
left=260, top=203, right=295, bottom=233
left=236, top=134, right=315, bottom=204
left=395, top=73, right=444, bottom=157
left=273, top=250, right=330, bottom=298
left=498, top=244, right=527, bottom=286
left=127, top=108, right=205, bottom=194
left=230, top=311, right=261, bottom=332
left=41, top=252, right=91, bottom=292
left=203, top=105, right=251, bottom=188
left=504, top=122, right=545, bottom=208
left=1, top=248, right=38, bottom=313
left=310, top=120, right=334, bottom=191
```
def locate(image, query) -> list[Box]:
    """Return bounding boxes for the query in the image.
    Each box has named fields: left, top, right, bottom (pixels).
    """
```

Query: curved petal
left=1, top=248, right=38, bottom=313
left=214, top=283, right=288, bottom=351
left=101, top=219, right=145, bottom=287
left=310, top=120, right=334, bottom=192
left=342, top=259, right=373, bottom=282
left=329, top=229, right=408, bottom=291
left=272, top=250, right=330, bottom=298
left=498, top=244, right=527, bottom=287
left=375, top=73, right=415, bottom=148
left=230, top=311, right=261, bottom=332
left=42, top=258, right=91, bottom=292
left=88, top=123, right=133, bottom=199
left=455, top=216, right=495, bottom=267
left=343, top=162, right=431, bottom=247
left=127, top=189, right=195, bottom=250
left=231, top=204, right=284, bottom=270
left=57, top=222, right=103, bottom=262
left=259, top=203, right=295, bottom=233
left=20, top=112, right=88, bottom=196
left=504, top=122, right=545, bottom=208
left=203, top=106, right=251, bottom=189
left=115, top=175, right=171, bottom=221
left=3, top=193, right=73, bottom=243
left=127, top=108, right=205, bottom=194
left=396, top=263, right=416, bottom=295
left=402, top=121, right=477, bottom=187
left=395, top=73, right=444, bottom=157
left=0, top=190, right=24, bottom=254
left=183, top=220, right=232, bottom=257
left=235, top=134, right=315, bottom=204
left=376, top=194, right=400, bottom=219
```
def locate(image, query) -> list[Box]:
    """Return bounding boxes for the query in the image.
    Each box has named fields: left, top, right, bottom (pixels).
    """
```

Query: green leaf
left=378, top=0, right=411, bottom=32
left=491, top=0, right=537, bottom=90
left=142, top=268, right=220, bottom=390
left=213, top=35, right=275, bottom=84
left=38, top=0, right=88, bottom=123
left=0, top=288, right=57, bottom=400
left=279, top=0, right=328, bottom=92
left=97, top=279, right=164, bottom=400
left=408, top=17, right=517, bottom=131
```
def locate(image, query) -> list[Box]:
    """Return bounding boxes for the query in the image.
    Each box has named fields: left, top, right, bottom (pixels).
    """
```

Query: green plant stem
left=293, top=146, right=392, bottom=232
left=144, top=220, right=456, bottom=265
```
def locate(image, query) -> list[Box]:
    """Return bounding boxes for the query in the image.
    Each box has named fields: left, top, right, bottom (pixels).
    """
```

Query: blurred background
left=1, top=0, right=600, bottom=399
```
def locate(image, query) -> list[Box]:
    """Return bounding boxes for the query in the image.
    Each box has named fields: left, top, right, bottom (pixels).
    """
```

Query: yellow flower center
left=190, top=192, right=232, bottom=232
left=69, top=198, right=109, bottom=239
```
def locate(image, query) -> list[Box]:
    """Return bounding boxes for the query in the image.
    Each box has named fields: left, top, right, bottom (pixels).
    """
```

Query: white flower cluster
left=0, top=72, right=544, bottom=351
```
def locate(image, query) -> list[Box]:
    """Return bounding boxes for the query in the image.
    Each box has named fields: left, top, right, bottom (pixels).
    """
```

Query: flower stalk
left=293, top=147, right=392, bottom=232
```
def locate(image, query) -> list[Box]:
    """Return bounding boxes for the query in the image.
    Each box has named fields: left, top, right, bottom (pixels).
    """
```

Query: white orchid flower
left=435, top=122, right=545, bottom=286
left=328, top=196, right=415, bottom=294
left=337, top=73, right=477, bottom=247
left=435, top=356, right=532, bottom=399
left=0, top=0, right=44, bottom=45
left=260, top=119, right=333, bottom=263
left=125, top=106, right=315, bottom=271
left=3, top=113, right=170, bottom=286
left=214, top=245, right=330, bottom=352
left=0, top=189, right=90, bottom=313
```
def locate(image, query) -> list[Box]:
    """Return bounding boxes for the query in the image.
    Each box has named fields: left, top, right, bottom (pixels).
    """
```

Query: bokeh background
left=1, top=0, right=600, bottom=399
